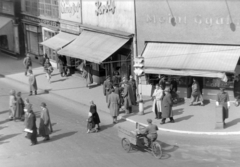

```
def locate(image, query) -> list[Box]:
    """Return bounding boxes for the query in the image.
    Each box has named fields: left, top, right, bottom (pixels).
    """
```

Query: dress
left=39, top=108, right=51, bottom=137
left=90, top=104, right=101, bottom=125
left=108, top=92, right=120, bottom=117
left=15, top=96, right=24, bottom=119
left=217, top=92, right=229, bottom=120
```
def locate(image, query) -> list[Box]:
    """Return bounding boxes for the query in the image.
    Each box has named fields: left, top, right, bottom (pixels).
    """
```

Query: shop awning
left=0, top=16, right=12, bottom=35
left=57, top=30, right=129, bottom=64
left=143, top=43, right=240, bottom=77
left=40, top=32, right=77, bottom=51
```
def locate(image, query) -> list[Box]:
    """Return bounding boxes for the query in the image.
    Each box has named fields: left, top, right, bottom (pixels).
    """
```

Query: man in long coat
left=28, top=70, right=37, bottom=96
left=108, top=89, right=120, bottom=124
left=23, top=54, right=32, bottom=76
left=39, top=102, right=51, bottom=141
left=128, top=75, right=137, bottom=105
left=103, top=76, right=113, bottom=103
left=161, top=88, right=174, bottom=124
left=122, top=81, right=132, bottom=114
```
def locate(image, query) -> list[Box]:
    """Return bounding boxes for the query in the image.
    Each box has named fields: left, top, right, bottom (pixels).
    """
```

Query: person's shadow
left=173, top=108, right=184, bottom=116
left=225, top=118, right=240, bottom=128
left=174, top=115, right=193, bottom=123
left=100, top=119, right=125, bottom=131
left=0, top=133, right=21, bottom=145
left=0, top=119, right=9, bottom=125
left=48, top=131, right=78, bottom=142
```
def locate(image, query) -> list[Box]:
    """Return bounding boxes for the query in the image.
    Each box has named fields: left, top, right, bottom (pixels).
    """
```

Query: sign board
left=136, top=0, right=240, bottom=53
left=60, top=0, right=82, bottom=23
left=82, top=0, right=134, bottom=33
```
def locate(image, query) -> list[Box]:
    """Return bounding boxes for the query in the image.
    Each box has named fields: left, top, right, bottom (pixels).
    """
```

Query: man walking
left=103, top=76, right=113, bottom=103
left=39, top=102, right=51, bottom=141
left=28, top=70, right=37, bottom=96
left=122, top=81, right=132, bottom=114
left=129, top=75, right=137, bottom=105
left=161, top=88, right=174, bottom=124
left=23, top=54, right=32, bottom=76
left=108, top=89, right=120, bottom=124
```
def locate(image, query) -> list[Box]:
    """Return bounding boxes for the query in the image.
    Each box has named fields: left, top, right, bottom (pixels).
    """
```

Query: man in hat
left=129, top=75, right=137, bottom=105
left=122, top=79, right=133, bottom=114
left=216, top=86, right=230, bottom=124
left=139, top=119, right=158, bottom=147
left=161, top=87, right=174, bottom=124
left=108, top=88, right=120, bottom=124
left=28, top=70, right=37, bottom=96
left=23, top=54, right=32, bottom=76
left=39, top=102, right=51, bottom=141
left=103, top=76, right=113, bottom=103
left=159, top=75, right=167, bottom=90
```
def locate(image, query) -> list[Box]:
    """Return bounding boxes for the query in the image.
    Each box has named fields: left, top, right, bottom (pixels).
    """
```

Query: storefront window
left=43, top=29, right=56, bottom=61
left=0, top=35, right=9, bottom=50
left=26, top=25, right=40, bottom=55
left=204, top=73, right=234, bottom=89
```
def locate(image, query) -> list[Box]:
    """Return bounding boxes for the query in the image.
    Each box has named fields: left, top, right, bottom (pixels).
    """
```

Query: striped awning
left=142, top=43, right=240, bottom=77
left=57, top=30, right=129, bottom=64
left=40, top=32, right=77, bottom=51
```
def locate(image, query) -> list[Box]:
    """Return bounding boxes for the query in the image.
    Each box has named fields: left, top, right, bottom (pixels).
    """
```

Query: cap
left=41, top=102, right=47, bottom=107
left=147, top=119, right=152, bottom=123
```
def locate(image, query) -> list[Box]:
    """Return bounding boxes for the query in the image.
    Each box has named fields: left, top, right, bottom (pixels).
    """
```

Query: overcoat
left=129, top=79, right=137, bottom=102
left=161, top=93, right=173, bottom=118
left=122, top=84, right=132, bottom=109
left=26, top=112, right=37, bottom=141
left=108, top=92, right=120, bottom=117
left=103, top=80, right=113, bottom=102
left=128, top=81, right=136, bottom=105
left=15, top=96, right=24, bottom=119
left=39, top=108, right=51, bottom=137
left=217, top=92, right=229, bottom=119
left=152, top=89, right=164, bottom=113
left=28, top=74, right=37, bottom=92
left=90, top=104, right=101, bottom=124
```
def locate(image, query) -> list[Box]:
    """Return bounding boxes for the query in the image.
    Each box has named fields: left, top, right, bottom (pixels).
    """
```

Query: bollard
left=215, top=105, right=224, bottom=129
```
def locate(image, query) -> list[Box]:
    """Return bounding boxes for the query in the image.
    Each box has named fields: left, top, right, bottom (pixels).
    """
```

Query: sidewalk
left=1, top=52, right=240, bottom=135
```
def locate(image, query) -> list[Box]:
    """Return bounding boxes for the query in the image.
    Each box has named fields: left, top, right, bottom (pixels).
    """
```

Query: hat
left=41, top=102, right=47, bottom=107
left=164, top=87, right=171, bottom=92
left=26, top=104, right=33, bottom=112
left=147, top=119, right=152, bottom=123
left=9, top=89, right=16, bottom=95
left=28, top=69, right=33, bottom=74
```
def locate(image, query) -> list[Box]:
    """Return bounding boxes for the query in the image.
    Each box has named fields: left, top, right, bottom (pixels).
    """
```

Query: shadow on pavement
left=0, top=133, right=21, bottom=145
left=0, top=119, right=9, bottom=125
left=49, top=131, right=78, bottom=142
left=0, top=110, right=9, bottom=115
left=35, top=73, right=45, bottom=77
left=174, top=115, right=194, bottom=123
left=173, top=108, right=184, bottom=116
left=225, top=118, right=240, bottom=128
left=0, top=126, right=8, bottom=130
left=158, top=141, right=179, bottom=160
left=51, top=129, right=61, bottom=134
left=144, top=105, right=152, bottom=111
left=51, top=78, right=68, bottom=83
left=50, top=86, right=88, bottom=92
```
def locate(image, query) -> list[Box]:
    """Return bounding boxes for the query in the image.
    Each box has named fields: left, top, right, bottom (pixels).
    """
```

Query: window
left=38, top=0, right=59, bottom=18
left=24, top=0, right=39, bottom=16
left=25, top=0, right=31, bottom=12
left=0, top=35, right=9, bottom=50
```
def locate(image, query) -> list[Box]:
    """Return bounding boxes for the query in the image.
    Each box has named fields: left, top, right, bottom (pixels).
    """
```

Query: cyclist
left=139, top=119, right=158, bottom=147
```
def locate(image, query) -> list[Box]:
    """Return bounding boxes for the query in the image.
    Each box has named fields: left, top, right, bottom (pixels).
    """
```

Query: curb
left=2, top=74, right=240, bottom=136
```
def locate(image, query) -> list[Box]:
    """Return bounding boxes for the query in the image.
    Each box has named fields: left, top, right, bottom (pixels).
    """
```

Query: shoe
left=43, top=137, right=50, bottom=141
left=160, top=122, right=165, bottom=125
left=170, top=120, right=175, bottom=123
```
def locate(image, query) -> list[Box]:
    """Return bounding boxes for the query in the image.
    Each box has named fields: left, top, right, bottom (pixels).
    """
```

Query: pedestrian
left=43, top=58, right=53, bottom=83
left=23, top=98, right=31, bottom=123
left=24, top=104, right=38, bottom=146
left=123, top=77, right=135, bottom=106
left=129, top=75, right=137, bottom=105
left=108, top=89, right=120, bottom=124
left=233, top=75, right=240, bottom=106
left=170, top=78, right=178, bottom=93
left=160, top=87, right=174, bottom=124
left=39, top=102, right=51, bottom=141
left=152, top=84, right=164, bottom=119
left=159, top=76, right=167, bottom=90
left=23, top=54, right=32, bottom=76
left=122, top=80, right=132, bottom=114
left=58, top=55, right=66, bottom=77
left=28, top=70, right=37, bottom=96
left=112, top=70, right=120, bottom=86
left=190, top=78, right=203, bottom=106
left=103, top=76, right=113, bottom=103
left=89, top=101, right=101, bottom=131
left=85, top=64, right=93, bottom=87
left=15, top=92, right=25, bottom=120
left=9, top=89, right=17, bottom=121
left=42, top=53, right=49, bottom=67
left=87, top=107, right=95, bottom=133
left=216, top=87, right=230, bottom=124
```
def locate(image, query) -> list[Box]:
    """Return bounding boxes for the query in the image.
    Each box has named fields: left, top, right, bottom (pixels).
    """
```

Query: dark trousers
left=25, top=66, right=31, bottom=75
left=30, top=91, right=37, bottom=95
left=154, top=104, right=162, bottom=119
left=161, top=117, right=174, bottom=123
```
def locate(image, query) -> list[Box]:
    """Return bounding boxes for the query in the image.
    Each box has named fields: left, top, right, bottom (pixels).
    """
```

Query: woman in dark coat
left=28, top=70, right=38, bottom=95
left=25, top=104, right=38, bottom=146
left=161, top=88, right=174, bottom=124
left=39, top=102, right=51, bottom=141
left=108, top=89, right=120, bottom=124
left=90, top=101, right=101, bottom=131
left=216, top=87, right=230, bottom=124
left=15, top=92, right=24, bottom=120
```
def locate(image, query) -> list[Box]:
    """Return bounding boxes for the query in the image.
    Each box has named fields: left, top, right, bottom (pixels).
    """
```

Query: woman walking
left=108, top=89, right=120, bottom=124
left=152, top=85, right=164, bottom=119
left=39, top=102, right=51, bottom=141
left=15, top=92, right=25, bottom=120
left=43, top=59, right=53, bottom=83
left=90, top=101, right=101, bottom=131
left=9, top=90, right=17, bottom=121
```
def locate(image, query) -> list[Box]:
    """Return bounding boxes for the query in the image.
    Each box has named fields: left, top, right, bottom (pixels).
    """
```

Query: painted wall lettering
left=60, top=0, right=82, bottom=22
left=95, top=0, right=116, bottom=16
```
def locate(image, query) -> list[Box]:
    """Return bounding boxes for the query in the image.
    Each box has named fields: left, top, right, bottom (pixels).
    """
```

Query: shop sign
left=60, top=23, right=80, bottom=34
left=60, top=0, right=82, bottom=23
left=26, top=25, right=38, bottom=33
left=95, top=0, right=116, bottom=16
left=82, top=0, right=134, bottom=33
left=24, top=16, right=60, bottom=29
left=1, top=1, right=14, bottom=15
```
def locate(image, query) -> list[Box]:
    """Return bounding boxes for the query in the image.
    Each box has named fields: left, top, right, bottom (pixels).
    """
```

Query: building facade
left=0, top=0, right=21, bottom=57
left=136, top=0, right=240, bottom=100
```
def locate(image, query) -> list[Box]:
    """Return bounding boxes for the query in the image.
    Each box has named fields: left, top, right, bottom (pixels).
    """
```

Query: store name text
left=60, top=0, right=81, bottom=17
left=95, top=0, right=116, bottom=16
left=24, top=16, right=60, bottom=28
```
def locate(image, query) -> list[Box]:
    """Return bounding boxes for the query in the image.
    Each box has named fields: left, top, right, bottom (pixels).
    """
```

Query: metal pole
left=138, top=75, right=144, bottom=115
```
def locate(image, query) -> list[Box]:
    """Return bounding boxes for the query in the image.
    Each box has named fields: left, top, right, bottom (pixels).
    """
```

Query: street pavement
left=0, top=51, right=240, bottom=134
left=1, top=77, right=240, bottom=167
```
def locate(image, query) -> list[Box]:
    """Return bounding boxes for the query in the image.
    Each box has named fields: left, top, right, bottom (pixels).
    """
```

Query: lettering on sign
left=24, top=16, right=60, bottom=28
left=146, top=14, right=240, bottom=27
left=95, top=0, right=116, bottom=16
left=60, top=0, right=81, bottom=17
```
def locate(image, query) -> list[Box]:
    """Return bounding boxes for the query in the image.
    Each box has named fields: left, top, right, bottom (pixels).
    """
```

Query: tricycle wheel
left=121, top=138, right=132, bottom=153
left=151, top=142, right=162, bottom=159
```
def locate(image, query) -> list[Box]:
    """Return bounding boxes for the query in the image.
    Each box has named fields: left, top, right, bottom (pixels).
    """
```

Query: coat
left=108, top=92, right=120, bottom=117
left=152, top=89, right=164, bottom=113
left=128, top=80, right=136, bottom=104
left=15, top=96, right=24, bottom=118
left=26, top=112, right=37, bottom=141
left=23, top=57, right=32, bottom=67
left=161, top=93, right=173, bottom=118
left=28, top=74, right=37, bottom=91
left=217, top=92, right=229, bottom=120
left=103, top=79, right=113, bottom=102
left=90, top=104, right=100, bottom=124
left=122, top=84, right=132, bottom=109
left=39, top=108, right=51, bottom=137
left=85, top=65, right=93, bottom=85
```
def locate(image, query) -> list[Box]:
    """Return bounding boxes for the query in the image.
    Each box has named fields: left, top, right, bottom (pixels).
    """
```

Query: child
left=86, top=110, right=95, bottom=133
